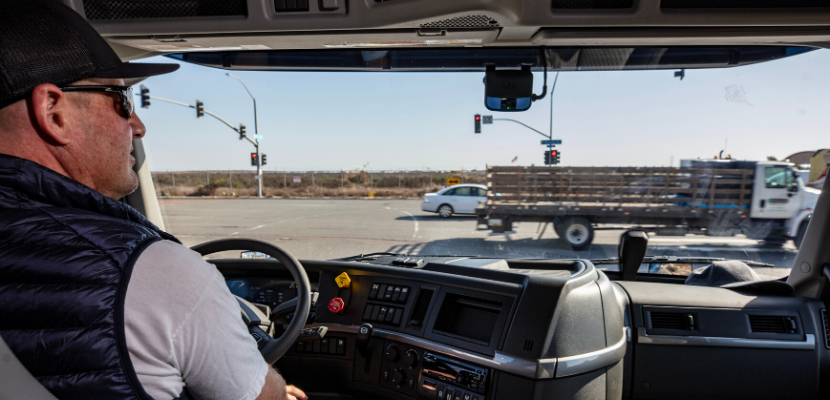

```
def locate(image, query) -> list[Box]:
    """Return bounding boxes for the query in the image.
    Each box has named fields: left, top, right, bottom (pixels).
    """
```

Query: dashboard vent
left=408, top=289, right=434, bottom=327
left=83, top=0, right=247, bottom=20
left=650, top=311, right=690, bottom=330
left=661, top=0, right=830, bottom=8
left=748, top=315, right=789, bottom=333
left=552, top=0, right=634, bottom=9
left=523, top=339, right=534, bottom=352
left=275, top=0, right=309, bottom=12
left=419, top=15, right=500, bottom=28
left=822, top=310, right=829, bottom=349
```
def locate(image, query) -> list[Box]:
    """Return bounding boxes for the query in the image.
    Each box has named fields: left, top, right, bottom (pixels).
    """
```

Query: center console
left=220, top=256, right=627, bottom=400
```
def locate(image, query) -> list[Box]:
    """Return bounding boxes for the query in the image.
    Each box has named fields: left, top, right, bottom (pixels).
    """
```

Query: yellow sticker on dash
left=335, top=272, right=351, bottom=288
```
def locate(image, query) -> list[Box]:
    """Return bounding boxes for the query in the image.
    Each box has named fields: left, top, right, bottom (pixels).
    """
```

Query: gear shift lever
left=619, top=230, right=648, bottom=281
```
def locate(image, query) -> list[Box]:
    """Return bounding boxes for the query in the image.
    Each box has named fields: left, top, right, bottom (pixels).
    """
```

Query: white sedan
left=421, top=184, right=488, bottom=218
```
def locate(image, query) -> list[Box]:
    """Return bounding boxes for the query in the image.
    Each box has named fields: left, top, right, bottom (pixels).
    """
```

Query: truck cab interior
left=2, top=1, right=830, bottom=400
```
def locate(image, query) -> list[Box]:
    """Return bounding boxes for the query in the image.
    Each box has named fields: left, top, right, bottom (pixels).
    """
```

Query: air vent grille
left=419, top=15, right=500, bottom=28
left=408, top=289, right=434, bottom=327
left=821, top=310, right=829, bottom=348
left=552, top=0, right=634, bottom=9
left=83, top=0, right=247, bottom=20
left=523, top=339, right=534, bottom=352
left=275, top=0, right=309, bottom=12
left=661, top=0, right=830, bottom=8
left=748, top=315, right=788, bottom=333
left=650, top=312, right=688, bottom=330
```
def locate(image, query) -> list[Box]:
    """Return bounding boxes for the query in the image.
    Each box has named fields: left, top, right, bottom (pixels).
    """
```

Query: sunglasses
left=60, top=85, right=134, bottom=119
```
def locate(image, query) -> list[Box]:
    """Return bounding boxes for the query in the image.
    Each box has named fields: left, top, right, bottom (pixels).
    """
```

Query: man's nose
left=131, top=112, right=146, bottom=139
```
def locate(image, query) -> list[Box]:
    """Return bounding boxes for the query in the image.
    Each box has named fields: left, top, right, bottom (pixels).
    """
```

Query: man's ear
left=30, top=83, right=72, bottom=145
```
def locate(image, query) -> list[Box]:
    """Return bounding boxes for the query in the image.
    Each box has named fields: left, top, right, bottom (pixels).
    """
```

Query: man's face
left=67, top=78, right=146, bottom=199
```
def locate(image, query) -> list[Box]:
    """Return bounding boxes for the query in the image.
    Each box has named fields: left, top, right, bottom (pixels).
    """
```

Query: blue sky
left=137, top=49, right=829, bottom=172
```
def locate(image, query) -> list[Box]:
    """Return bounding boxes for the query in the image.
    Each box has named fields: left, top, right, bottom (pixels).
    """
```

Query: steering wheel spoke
left=191, top=239, right=311, bottom=365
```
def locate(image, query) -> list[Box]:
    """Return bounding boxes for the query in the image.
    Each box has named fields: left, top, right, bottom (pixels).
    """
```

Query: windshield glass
left=139, top=47, right=828, bottom=280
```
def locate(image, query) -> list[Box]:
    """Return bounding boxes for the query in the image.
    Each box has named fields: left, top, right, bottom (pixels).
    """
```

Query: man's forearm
left=256, top=368, right=287, bottom=400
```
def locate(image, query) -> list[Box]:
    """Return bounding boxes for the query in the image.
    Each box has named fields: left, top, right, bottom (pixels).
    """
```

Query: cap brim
left=723, top=280, right=794, bottom=296
left=94, top=61, right=180, bottom=84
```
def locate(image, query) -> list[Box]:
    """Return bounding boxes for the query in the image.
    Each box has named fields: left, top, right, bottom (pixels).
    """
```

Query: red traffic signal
left=474, top=114, right=481, bottom=134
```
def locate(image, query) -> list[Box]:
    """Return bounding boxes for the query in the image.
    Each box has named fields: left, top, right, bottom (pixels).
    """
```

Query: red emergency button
left=328, top=297, right=345, bottom=314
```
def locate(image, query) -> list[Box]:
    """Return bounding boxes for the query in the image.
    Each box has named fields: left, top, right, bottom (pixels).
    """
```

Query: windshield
left=139, top=47, right=828, bottom=280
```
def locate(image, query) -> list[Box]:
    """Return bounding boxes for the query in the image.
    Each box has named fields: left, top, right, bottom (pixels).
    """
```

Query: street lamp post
left=226, top=73, right=263, bottom=198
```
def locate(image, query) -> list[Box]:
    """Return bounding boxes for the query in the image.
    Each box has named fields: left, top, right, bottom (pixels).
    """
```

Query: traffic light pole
left=227, top=73, right=262, bottom=198
left=144, top=95, right=260, bottom=168
left=491, top=118, right=550, bottom=140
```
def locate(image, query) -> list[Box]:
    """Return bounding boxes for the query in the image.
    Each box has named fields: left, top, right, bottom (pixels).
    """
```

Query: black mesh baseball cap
left=0, top=0, right=179, bottom=110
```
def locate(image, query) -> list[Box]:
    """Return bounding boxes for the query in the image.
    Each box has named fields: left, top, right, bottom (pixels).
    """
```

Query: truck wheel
left=438, top=204, right=453, bottom=218
left=794, top=219, right=810, bottom=249
left=562, top=217, right=594, bottom=250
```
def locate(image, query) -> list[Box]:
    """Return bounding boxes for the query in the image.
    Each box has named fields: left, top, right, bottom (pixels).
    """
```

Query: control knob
left=403, top=349, right=419, bottom=367
left=385, top=344, right=400, bottom=362
left=390, top=368, right=405, bottom=386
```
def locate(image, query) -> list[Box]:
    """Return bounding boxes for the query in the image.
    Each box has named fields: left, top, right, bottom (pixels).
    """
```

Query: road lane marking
left=395, top=209, right=419, bottom=238
left=231, top=232, right=239, bottom=235
left=251, top=225, right=264, bottom=230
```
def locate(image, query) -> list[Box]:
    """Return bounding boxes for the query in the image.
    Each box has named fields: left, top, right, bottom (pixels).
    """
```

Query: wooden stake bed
left=476, top=166, right=755, bottom=225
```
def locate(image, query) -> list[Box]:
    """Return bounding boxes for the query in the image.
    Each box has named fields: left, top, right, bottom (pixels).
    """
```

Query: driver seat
left=0, top=335, right=58, bottom=400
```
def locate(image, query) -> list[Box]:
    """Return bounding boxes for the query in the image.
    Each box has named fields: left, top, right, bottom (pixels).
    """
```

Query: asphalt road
left=160, top=198, right=797, bottom=278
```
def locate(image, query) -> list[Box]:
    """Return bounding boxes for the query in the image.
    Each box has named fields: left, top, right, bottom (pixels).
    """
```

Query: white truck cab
left=750, top=162, right=820, bottom=242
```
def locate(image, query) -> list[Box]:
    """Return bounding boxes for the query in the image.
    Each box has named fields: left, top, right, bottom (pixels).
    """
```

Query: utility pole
left=227, top=73, right=263, bottom=198
left=171, top=172, right=175, bottom=187
left=140, top=87, right=257, bottom=189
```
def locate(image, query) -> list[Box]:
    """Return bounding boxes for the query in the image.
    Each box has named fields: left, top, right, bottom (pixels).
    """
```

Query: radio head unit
left=422, top=352, right=488, bottom=395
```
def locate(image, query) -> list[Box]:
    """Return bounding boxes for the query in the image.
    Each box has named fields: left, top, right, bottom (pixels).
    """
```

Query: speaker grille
left=83, top=0, right=247, bottom=20
left=552, top=0, right=634, bottom=9
left=822, top=310, right=829, bottom=349
left=419, top=15, right=500, bottom=28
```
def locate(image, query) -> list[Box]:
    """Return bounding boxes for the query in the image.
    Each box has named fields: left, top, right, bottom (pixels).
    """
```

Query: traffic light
left=544, top=150, right=560, bottom=165
left=250, top=152, right=257, bottom=166
left=196, top=100, right=204, bottom=118
left=140, top=85, right=150, bottom=108
left=474, top=114, right=481, bottom=134
left=239, top=124, right=246, bottom=140
left=261, top=154, right=267, bottom=166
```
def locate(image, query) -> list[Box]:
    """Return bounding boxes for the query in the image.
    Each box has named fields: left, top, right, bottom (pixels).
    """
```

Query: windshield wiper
left=589, top=256, right=775, bottom=268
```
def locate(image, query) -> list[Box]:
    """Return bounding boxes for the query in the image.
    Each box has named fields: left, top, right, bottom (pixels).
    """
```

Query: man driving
left=0, top=1, right=305, bottom=400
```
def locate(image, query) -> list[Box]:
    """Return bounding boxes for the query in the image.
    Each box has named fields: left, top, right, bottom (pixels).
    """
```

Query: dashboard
left=226, top=278, right=318, bottom=310
left=216, top=256, right=830, bottom=400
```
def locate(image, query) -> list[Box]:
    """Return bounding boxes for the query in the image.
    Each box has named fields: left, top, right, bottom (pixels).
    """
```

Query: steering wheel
left=191, top=239, right=311, bottom=365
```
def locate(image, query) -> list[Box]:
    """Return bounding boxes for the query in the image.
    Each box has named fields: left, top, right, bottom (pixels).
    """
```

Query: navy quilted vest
left=0, top=154, right=180, bottom=400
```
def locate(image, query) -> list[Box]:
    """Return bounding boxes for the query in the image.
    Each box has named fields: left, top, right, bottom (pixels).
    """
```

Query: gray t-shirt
left=125, top=240, right=268, bottom=400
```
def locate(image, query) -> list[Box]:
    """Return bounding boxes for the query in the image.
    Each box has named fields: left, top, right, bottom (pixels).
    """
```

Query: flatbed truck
left=475, top=160, right=819, bottom=249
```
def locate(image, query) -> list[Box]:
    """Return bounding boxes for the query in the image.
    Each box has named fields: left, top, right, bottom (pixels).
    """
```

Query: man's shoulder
left=130, top=240, right=223, bottom=306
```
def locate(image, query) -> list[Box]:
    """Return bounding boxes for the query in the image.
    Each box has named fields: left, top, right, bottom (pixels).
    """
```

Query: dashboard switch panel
left=364, top=304, right=405, bottom=326
left=368, top=282, right=411, bottom=304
